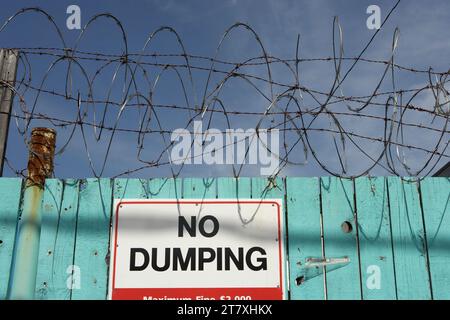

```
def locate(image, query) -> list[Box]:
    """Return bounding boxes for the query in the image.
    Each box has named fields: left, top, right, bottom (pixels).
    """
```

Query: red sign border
left=111, top=200, right=284, bottom=300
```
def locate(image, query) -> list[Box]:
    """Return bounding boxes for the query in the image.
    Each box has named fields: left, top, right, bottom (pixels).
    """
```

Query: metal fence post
left=7, top=127, right=56, bottom=299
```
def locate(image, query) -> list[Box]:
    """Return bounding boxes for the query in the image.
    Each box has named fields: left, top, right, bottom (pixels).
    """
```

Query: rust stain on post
left=8, top=127, right=56, bottom=299
left=27, top=127, right=56, bottom=188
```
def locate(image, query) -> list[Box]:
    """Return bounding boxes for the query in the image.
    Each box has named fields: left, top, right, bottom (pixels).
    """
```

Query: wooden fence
left=0, top=177, right=448, bottom=300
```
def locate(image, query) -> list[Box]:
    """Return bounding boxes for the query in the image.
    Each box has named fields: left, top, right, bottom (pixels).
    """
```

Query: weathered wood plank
left=182, top=178, right=216, bottom=199
left=387, top=177, right=432, bottom=299
left=420, top=177, right=450, bottom=299
left=0, top=178, right=22, bottom=299
left=71, top=178, right=113, bottom=300
left=113, top=177, right=182, bottom=200
left=35, top=179, right=79, bottom=300
left=113, top=177, right=182, bottom=202
left=35, top=179, right=63, bottom=299
left=148, top=178, right=182, bottom=199
left=355, top=177, right=396, bottom=299
left=114, top=178, right=148, bottom=199
left=251, top=177, right=283, bottom=200
left=321, top=177, right=361, bottom=300
left=286, top=177, right=324, bottom=300
left=216, top=177, right=251, bottom=199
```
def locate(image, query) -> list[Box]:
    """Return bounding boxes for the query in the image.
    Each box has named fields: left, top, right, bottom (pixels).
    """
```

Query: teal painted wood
left=321, top=177, right=361, bottom=300
left=216, top=177, right=251, bottom=199
left=71, top=178, right=113, bottom=300
left=148, top=178, right=182, bottom=199
left=286, top=177, right=324, bottom=300
left=183, top=178, right=216, bottom=199
left=35, top=179, right=63, bottom=299
left=35, top=179, right=79, bottom=300
left=217, top=177, right=287, bottom=298
left=419, top=177, right=450, bottom=299
left=0, top=178, right=22, bottom=300
left=387, top=177, right=432, bottom=300
left=2, top=176, right=450, bottom=300
left=113, top=178, right=182, bottom=200
left=251, top=177, right=283, bottom=200
left=355, top=177, right=396, bottom=300
left=114, top=179, right=149, bottom=199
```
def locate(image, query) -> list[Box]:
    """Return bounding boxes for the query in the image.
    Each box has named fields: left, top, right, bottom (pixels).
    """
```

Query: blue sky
left=1, top=0, right=449, bottom=178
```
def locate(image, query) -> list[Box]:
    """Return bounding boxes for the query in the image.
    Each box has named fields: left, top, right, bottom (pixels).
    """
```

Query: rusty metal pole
left=8, top=128, right=56, bottom=300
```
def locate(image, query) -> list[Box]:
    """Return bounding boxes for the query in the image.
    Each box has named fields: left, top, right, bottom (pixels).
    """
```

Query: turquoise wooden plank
left=35, top=179, right=63, bottom=299
left=148, top=178, right=182, bottom=199
left=216, top=177, right=251, bottom=199
left=355, top=177, right=396, bottom=300
left=420, top=177, right=450, bottom=299
left=71, top=178, right=113, bottom=300
left=321, top=177, right=361, bottom=300
left=251, top=177, right=284, bottom=200
left=182, top=177, right=216, bottom=199
left=113, top=177, right=182, bottom=200
left=0, top=178, right=22, bottom=300
left=286, top=177, right=325, bottom=300
left=387, top=177, right=431, bottom=300
left=35, top=179, right=79, bottom=300
left=114, top=178, right=149, bottom=199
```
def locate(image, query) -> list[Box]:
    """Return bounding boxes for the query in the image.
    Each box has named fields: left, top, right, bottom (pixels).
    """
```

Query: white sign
left=108, top=199, right=286, bottom=300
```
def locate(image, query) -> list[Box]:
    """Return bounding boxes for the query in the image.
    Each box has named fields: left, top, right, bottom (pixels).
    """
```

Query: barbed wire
left=1, top=3, right=449, bottom=182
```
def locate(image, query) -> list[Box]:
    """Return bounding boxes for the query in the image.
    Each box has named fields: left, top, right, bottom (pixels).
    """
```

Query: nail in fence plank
left=355, top=177, right=396, bottom=299
left=35, top=179, right=79, bottom=299
left=286, top=177, right=324, bottom=300
left=71, top=178, right=113, bottom=300
left=419, top=177, right=450, bottom=299
left=321, top=177, right=361, bottom=300
left=387, top=177, right=432, bottom=299
left=0, top=178, right=22, bottom=299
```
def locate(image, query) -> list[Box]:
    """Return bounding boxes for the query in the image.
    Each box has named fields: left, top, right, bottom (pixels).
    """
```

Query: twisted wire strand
left=0, top=3, right=448, bottom=185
